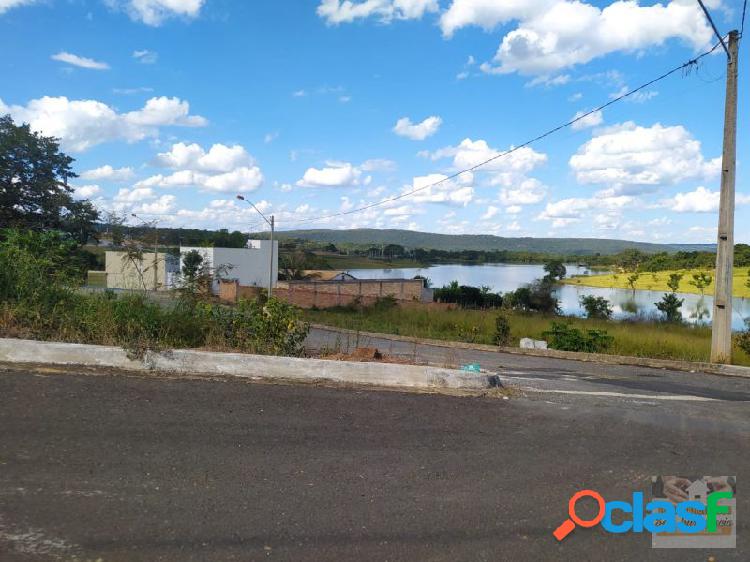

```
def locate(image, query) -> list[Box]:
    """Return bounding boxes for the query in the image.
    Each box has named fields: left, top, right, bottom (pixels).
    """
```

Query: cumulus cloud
left=137, top=168, right=264, bottom=194
left=0, top=95, right=207, bottom=152
left=661, top=186, right=750, bottom=213
left=405, top=171, right=475, bottom=206
left=393, top=116, right=442, bottom=140
left=569, top=121, right=720, bottom=191
left=537, top=194, right=634, bottom=226
left=297, top=162, right=363, bottom=188
left=154, top=142, right=253, bottom=172
left=426, top=138, right=547, bottom=175
left=571, top=109, right=603, bottom=131
left=499, top=177, right=547, bottom=206
left=51, top=52, right=109, bottom=70
left=73, top=185, right=102, bottom=198
left=0, top=0, right=37, bottom=15
left=455, top=0, right=716, bottom=75
left=108, top=0, right=205, bottom=26
left=80, top=165, right=135, bottom=182
left=317, top=0, right=438, bottom=24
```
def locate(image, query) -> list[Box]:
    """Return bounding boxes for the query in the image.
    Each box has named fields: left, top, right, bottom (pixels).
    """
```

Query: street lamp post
left=236, top=195, right=275, bottom=299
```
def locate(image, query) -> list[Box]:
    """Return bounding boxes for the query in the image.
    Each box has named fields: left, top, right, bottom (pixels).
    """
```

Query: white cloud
left=570, top=122, right=720, bottom=190
left=154, top=142, right=253, bottom=172
left=132, top=49, right=158, bottom=64
left=296, top=161, right=362, bottom=187
left=405, top=172, right=474, bottom=206
left=73, top=184, right=101, bottom=198
left=537, top=195, right=634, bottom=223
left=0, top=0, right=37, bottom=15
left=136, top=167, right=263, bottom=194
left=80, top=165, right=135, bottom=182
left=481, top=205, right=499, bottom=220
left=110, top=0, right=205, bottom=26
left=661, top=186, right=750, bottom=213
left=137, top=194, right=176, bottom=214
left=264, top=131, right=279, bottom=143
left=427, top=138, right=547, bottom=175
left=393, top=115, right=442, bottom=140
left=461, top=0, right=716, bottom=75
left=317, top=0, right=438, bottom=24
left=361, top=158, right=397, bottom=172
left=571, top=109, right=603, bottom=131
left=499, top=177, right=547, bottom=206
left=115, top=187, right=157, bottom=202
left=51, top=52, right=109, bottom=70
left=0, top=95, right=207, bottom=152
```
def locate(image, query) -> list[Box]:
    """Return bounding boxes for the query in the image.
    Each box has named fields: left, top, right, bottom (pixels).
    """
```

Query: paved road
left=0, top=360, right=747, bottom=561
left=307, top=325, right=750, bottom=403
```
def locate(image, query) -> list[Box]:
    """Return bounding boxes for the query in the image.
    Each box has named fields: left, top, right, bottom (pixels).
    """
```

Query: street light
left=131, top=213, right=159, bottom=291
left=236, top=195, right=275, bottom=299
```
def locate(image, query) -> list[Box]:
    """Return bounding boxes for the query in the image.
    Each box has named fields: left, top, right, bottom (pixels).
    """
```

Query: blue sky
left=1, top=0, right=747, bottom=243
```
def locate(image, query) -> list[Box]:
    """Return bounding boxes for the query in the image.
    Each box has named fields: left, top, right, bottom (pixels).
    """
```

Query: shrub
left=736, top=322, right=750, bottom=355
left=543, top=322, right=613, bottom=353
left=655, top=293, right=684, bottom=323
left=689, top=271, right=712, bottom=295
left=579, top=295, right=613, bottom=319
left=493, top=314, right=512, bottom=346
left=505, top=279, right=559, bottom=314
left=434, top=281, right=502, bottom=308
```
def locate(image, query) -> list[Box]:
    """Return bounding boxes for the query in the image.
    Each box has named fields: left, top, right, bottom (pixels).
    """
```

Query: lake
left=346, top=263, right=750, bottom=330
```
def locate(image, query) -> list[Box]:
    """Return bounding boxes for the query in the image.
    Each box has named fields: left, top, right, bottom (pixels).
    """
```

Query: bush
left=493, top=314, right=512, bottom=346
left=0, top=229, right=309, bottom=357
left=433, top=281, right=502, bottom=308
left=655, top=293, right=684, bottom=323
left=505, top=279, right=559, bottom=314
left=579, top=295, right=613, bottom=319
left=543, top=322, right=613, bottom=353
left=736, top=320, right=750, bottom=355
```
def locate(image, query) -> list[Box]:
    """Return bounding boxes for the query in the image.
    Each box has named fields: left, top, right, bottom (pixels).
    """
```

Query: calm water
left=346, top=263, right=750, bottom=330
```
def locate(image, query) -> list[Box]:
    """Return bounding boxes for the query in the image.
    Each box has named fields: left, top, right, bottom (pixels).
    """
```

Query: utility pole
left=711, top=29, right=738, bottom=364
left=268, top=215, right=275, bottom=300
left=237, top=195, right=275, bottom=299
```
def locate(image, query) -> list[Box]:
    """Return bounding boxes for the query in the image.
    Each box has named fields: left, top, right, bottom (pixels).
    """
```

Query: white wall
left=179, top=241, right=278, bottom=294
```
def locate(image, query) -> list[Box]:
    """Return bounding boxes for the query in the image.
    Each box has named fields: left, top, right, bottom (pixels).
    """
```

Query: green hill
left=263, top=229, right=713, bottom=255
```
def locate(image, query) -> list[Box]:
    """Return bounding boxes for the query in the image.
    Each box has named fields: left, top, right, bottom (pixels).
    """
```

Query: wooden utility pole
left=711, top=29, right=739, bottom=364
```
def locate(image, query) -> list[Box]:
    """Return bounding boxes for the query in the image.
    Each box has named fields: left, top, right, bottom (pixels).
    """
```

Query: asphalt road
left=0, top=358, right=748, bottom=561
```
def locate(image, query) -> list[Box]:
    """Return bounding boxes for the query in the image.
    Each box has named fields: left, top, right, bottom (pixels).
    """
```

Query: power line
left=742, top=0, right=747, bottom=37
left=697, top=0, right=730, bottom=57
left=283, top=38, right=725, bottom=230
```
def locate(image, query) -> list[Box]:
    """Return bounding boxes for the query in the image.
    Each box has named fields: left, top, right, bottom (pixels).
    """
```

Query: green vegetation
left=542, top=322, right=613, bottom=353
left=433, top=281, right=503, bottom=308
left=655, top=293, right=685, bottom=323
left=564, top=268, right=750, bottom=298
left=0, top=115, right=98, bottom=244
left=579, top=295, right=613, bottom=319
left=268, top=228, right=711, bottom=254
left=0, top=229, right=309, bottom=357
left=304, top=305, right=750, bottom=365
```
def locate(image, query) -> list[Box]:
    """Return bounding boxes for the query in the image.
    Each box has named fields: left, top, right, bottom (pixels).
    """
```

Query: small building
left=104, top=251, right=179, bottom=291
left=180, top=240, right=278, bottom=294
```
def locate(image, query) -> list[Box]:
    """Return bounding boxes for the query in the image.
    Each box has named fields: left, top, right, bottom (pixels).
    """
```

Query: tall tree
left=0, top=115, right=98, bottom=239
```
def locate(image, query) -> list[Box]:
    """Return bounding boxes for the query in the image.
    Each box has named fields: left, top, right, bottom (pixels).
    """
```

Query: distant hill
left=264, top=229, right=714, bottom=255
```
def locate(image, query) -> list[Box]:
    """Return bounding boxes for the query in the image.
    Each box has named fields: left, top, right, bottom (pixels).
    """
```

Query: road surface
left=1, top=352, right=748, bottom=561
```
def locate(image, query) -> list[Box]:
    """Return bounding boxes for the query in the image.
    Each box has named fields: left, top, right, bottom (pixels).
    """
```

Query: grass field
left=304, top=306, right=750, bottom=366
left=563, top=268, right=750, bottom=298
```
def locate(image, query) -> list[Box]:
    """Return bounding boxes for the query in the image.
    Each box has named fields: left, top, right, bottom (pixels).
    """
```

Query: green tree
left=543, top=260, right=567, bottom=282
left=667, top=273, right=683, bottom=293
left=655, top=293, right=684, bottom=323
left=626, top=272, right=640, bottom=290
left=0, top=114, right=99, bottom=240
left=579, top=295, right=613, bottom=319
left=689, top=271, right=712, bottom=295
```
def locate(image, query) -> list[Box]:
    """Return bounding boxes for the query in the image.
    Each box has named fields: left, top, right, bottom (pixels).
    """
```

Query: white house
left=179, top=240, right=278, bottom=294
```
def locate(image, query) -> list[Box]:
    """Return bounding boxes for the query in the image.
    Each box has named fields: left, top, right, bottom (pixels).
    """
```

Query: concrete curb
left=310, top=324, right=750, bottom=379
left=0, top=338, right=500, bottom=391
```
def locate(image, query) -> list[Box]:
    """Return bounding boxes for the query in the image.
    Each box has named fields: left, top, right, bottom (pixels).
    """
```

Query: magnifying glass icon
left=553, top=490, right=606, bottom=541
